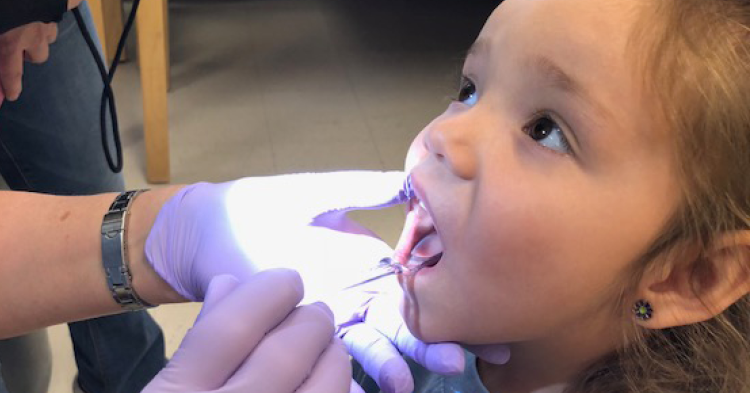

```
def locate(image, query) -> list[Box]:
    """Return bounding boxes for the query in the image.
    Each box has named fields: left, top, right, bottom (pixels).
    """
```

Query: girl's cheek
left=405, top=130, right=429, bottom=171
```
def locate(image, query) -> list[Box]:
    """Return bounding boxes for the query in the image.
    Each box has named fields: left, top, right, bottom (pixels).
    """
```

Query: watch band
left=101, top=190, right=153, bottom=311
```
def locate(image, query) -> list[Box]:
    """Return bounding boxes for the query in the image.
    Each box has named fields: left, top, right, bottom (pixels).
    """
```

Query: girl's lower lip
left=406, top=255, right=441, bottom=278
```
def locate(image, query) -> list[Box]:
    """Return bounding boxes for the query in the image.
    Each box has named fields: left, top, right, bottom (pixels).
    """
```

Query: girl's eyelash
left=446, top=75, right=576, bottom=156
left=451, top=75, right=476, bottom=102
left=522, top=112, right=575, bottom=156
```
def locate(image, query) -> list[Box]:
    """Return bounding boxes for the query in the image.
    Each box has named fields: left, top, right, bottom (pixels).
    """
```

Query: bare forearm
left=0, top=187, right=184, bottom=338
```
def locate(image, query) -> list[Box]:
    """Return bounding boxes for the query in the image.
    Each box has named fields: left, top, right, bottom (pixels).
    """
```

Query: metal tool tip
left=400, top=175, right=414, bottom=201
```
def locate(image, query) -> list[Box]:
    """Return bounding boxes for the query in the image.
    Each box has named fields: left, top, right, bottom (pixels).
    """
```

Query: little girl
left=358, top=0, right=750, bottom=391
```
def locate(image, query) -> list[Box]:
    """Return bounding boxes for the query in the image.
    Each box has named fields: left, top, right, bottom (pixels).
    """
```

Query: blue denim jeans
left=0, top=3, right=166, bottom=392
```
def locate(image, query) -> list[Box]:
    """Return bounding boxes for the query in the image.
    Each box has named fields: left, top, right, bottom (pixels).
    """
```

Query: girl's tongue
left=394, top=198, right=444, bottom=268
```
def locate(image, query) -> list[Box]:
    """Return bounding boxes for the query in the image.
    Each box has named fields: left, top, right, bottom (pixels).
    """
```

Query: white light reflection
left=223, top=172, right=402, bottom=304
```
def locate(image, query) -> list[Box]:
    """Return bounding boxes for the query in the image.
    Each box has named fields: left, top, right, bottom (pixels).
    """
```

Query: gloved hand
left=143, top=270, right=353, bottom=393
left=145, top=171, right=412, bottom=303
left=334, top=283, right=465, bottom=393
left=145, top=171, right=466, bottom=393
left=335, top=281, right=512, bottom=393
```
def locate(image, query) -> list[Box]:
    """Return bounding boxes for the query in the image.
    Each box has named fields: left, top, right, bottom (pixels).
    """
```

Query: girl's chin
left=398, top=295, right=449, bottom=343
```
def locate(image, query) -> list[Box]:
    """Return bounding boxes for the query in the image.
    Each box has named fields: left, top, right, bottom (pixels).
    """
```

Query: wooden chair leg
left=163, top=0, right=171, bottom=90
left=87, top=0, right=126, bottom=65
left=137, top=0, right=170, bottom=183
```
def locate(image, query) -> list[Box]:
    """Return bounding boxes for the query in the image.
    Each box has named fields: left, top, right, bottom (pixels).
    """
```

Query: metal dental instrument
left=398, top=174, right=414, bottom=202
left=342, top=253, right=442, bottom=291
left=341, top=174, right=440, bottom=291
left=341, top=257, right=407, bottom=290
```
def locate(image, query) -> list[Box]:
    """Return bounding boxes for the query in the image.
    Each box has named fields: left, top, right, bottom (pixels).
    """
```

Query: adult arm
left=0, top=172, right=467, bottom=393
left=0, top=187, right=185, bottom=338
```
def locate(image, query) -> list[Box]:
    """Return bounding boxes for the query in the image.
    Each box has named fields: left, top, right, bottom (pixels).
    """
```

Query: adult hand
left=339, top=288, right=512, bottom=393
left=335, top=282, right=467, bottom=393
left=144, top=270, right=353, bottom=393
left=145, top=171, right=412, bottom=303
left=145, top=171, right=466, bottom=393
left=68, top=0, right=85, bottom=10
left=0, top=22, right=57, bottom=103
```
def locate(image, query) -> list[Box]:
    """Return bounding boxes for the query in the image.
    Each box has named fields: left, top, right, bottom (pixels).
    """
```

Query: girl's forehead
left=482, top=0, right=644, bottom=51
left=475, top=0, right=668, bottom=149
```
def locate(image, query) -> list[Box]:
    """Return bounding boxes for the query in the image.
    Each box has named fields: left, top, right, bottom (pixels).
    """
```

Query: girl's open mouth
left=394, top=185, right=444, bottom=270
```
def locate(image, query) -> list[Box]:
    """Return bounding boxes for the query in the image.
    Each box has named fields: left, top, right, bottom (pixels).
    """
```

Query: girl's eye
left=523, top=115, right=572, bottom=154
left=456, top=77, right=478, bottom=106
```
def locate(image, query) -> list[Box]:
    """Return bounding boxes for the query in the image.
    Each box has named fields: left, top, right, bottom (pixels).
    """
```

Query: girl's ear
left=635, top=231, right=750, bottom=329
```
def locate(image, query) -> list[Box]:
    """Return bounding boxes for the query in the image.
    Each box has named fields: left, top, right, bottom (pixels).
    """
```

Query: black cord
left=72, top=0, right=142, bottom=173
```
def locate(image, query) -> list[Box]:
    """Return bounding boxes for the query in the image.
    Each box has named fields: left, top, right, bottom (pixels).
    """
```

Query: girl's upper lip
left=410, top=174, right=436, bottom=228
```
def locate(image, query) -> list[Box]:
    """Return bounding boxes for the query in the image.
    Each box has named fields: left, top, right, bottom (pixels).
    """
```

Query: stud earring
left=633, top=300, right=653, bottom=321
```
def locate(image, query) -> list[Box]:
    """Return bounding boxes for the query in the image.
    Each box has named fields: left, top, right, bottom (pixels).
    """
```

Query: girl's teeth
left=412, top=231, right=442, bottom=258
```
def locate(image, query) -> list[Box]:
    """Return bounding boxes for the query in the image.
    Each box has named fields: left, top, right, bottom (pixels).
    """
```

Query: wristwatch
left=101, top=190, right=153, bottom=311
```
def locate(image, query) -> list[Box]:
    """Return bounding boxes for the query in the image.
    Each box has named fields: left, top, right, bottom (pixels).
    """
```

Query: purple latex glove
left=337, top=287, right=512, bottom=393
left=338, top=289, right=511, bottom=393
left=143, top=269, right=352, bottom=393
left=334, top=286, right=466, bottom=393
left=465, top=344, right=512, bottom=365
left=145, top=171, right=410, bottom=302
left=145, top=171, right=466, bottom=393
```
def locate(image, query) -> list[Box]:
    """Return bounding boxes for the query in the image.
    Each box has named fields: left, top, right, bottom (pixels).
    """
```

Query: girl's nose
left=423, top=115, right=477, bottom=180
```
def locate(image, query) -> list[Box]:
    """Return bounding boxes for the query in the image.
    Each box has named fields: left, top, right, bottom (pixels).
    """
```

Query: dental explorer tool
left=342, top=253, right=442, bottom=290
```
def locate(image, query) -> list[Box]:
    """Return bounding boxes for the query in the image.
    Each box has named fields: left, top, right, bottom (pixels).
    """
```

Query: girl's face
left=398, top=0, right=680, bottom=345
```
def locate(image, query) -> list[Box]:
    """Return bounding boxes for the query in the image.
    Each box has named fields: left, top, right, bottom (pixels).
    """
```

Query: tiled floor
left=44, top=0, right=498, bottom=391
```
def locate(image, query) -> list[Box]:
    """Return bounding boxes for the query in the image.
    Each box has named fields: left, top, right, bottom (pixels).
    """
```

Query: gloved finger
left=294, top=338, right=351, bottom=393
left=229, top=302, right=336, bottom=393
left=374, top=321, right=465, bottom=375
left=195, top=274, right=240, bottom=323
left=0, top=48, right=23, bottom=101
left=464, top=344, right=512, bottom=365
left=366, top=295, right=464, bottom=375
left=305, top=171, right=410, bottom=214
left=350, top=380, right=366, bottom=393
left=341, top=324, right=414, bottom=393
left=401, top=339, right=465, bottom=376
left=311, top=211, right=383, bottom=237
left=154, top=269, right=304, bottom=390
left=228, top=172, right=409, bottom=224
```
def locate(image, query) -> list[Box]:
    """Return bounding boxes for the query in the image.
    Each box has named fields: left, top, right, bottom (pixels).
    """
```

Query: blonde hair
left=569, top=0, right=750, bottom=392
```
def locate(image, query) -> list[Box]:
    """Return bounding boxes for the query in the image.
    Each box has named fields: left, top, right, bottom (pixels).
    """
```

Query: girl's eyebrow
left=530, top=56, right=579, bottom=95
left=468, top=40, right=610, bottom=124
left=527, top=55, right=615, bottom=126
left=466, top=39, right=489, bottom=59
